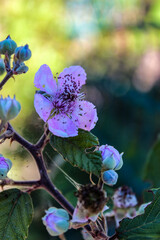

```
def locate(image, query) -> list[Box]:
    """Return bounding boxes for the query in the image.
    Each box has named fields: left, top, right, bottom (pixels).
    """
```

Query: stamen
left=78, top=92, right=85, bottom=100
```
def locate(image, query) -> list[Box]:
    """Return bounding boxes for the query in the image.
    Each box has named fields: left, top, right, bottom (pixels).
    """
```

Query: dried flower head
left=72, top=184, right=108, bottom=223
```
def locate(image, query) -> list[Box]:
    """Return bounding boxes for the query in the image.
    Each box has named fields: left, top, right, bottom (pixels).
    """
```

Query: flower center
left=50, top=74, right=84, bottom=115
left=52, top=91, right=76, bottom=115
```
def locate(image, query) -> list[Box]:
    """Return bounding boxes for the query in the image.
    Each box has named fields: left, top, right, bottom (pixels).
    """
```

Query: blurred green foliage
left=1, top=0, right=160, bottom=239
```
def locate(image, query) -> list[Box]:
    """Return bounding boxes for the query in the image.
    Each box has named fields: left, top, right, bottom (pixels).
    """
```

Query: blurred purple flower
left=34, top=65, right=98, bottom=137
left=113, top=186, right=137, bottom=209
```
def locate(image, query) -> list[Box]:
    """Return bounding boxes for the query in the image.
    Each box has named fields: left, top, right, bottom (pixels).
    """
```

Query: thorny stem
left=35, top=124, right=50, bottom=150
left=0, top=70, right=13, bottom=90
left=1, top=123, right=108, bottom=239
left=1, top=179, right=41, bottom=187
left=7, top=123, right=74, bottom=215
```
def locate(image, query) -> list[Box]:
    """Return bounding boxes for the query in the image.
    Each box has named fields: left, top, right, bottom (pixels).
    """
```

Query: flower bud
left=0, top=96, right=21, bottom=121
left=0, top=35, right=17, bottom=55
left=99, top=144, right=123, bottom=171
left=102, top=170, right=118, bottom=186
left=15, top=44, right=31, bottom=62
left=0, top=59, right=5, bottom=75
left=113, top=186, right=138, bottom=209
left=13, top=62, right=28, bottom=74
left=42, top=207, right=70, bottom=236
left=0, top=154, right=12, bottom=179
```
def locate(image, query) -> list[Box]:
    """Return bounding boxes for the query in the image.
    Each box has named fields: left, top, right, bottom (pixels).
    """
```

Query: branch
left=0, top=179, right=41, bottom=195
left=41, top=175, right=74, bottom=215
left=0, top=70, right=13, bottom=90
left=5, top=123, right=108, bottom=239
left=7, top=123, right=74, bottom=215
left=0, top=179, right=41, bottom=188
left=35, top=124, right=50, bottom=150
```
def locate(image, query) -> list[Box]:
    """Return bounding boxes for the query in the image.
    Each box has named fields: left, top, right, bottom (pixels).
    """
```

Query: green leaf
left=116, top=188, right=160, bottom=240
left=0, top=189, right=33, bottom=240
left=143, top=137, right=160, bottom=187
left=50, top=129, right=102, bottom=176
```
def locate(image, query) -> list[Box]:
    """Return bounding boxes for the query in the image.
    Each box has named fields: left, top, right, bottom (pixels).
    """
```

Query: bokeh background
left=1, top=0, right=160, bottom=239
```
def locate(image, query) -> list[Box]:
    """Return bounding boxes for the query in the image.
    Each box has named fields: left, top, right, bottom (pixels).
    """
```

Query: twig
left=0, top=179, right=41, bottom=187
left=0, top=70, right=13, bottom=90
left=4, top=123, right=108, bottom=239
left=35, top=124, right=50, bottom=150
left=7, top=123, right=74, bottom=215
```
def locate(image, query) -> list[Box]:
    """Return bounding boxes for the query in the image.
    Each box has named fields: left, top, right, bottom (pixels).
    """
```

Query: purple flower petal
left=72, top=100, right=98, bottom=131
left=58, top=66, right=87, bottom=89
left=100, top=145, right=120, bottom=160
left=48, top=114, right=78, bottom=137
left=34, top=64, right=57, bottom=95
left=34, top=94, right=53, bottom=121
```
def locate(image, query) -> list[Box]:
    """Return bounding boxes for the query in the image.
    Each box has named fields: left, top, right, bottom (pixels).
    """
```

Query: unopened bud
left=0, top=154, right=12, bottom=179
left=0, top=59, right=5, bottom=75
left=0, top=96, right=21, bottom=121
left=15, top=44, right=31, bottom=62
left=13, top=62, right=28, bottom=74
left=0, top=35, right=17, bottom=55
left=102, top=170, right=118, bottom=186
left=99, top=144, right=123, bottom=171
left=42, top=207, right=70, bottom=236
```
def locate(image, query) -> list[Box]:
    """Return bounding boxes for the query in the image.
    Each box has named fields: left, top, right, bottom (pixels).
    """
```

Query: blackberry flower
left=34, top=65, right=98, bottom=137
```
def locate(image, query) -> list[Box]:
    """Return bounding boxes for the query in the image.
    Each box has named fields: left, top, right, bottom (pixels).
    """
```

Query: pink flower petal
left=72, top=205, right=88, bottom=223
left=48, top=114, right=78, bottom=137
left=72, top=100, right=98, bottom=131
left=72, top=201, right=107, bottom=223
left=34, top=64, right=57, bottom=95
left=34, top=94, right=53, bottom=121
left=58, top=66, right=87, bottom=89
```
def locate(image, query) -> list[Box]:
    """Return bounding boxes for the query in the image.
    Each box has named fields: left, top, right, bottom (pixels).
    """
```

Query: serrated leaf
left=143, top=137, right=160, bottom=187
left=116, top=188, right=160, bottom=240
left=0, top=189, right=33, bottom=240
left=50, top=129, right=102, bottom=176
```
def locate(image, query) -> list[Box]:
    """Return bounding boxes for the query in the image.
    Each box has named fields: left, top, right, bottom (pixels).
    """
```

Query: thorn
left=11, top=76, right=15, bottom=81
left=10, top=137, right=14, bottom=146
